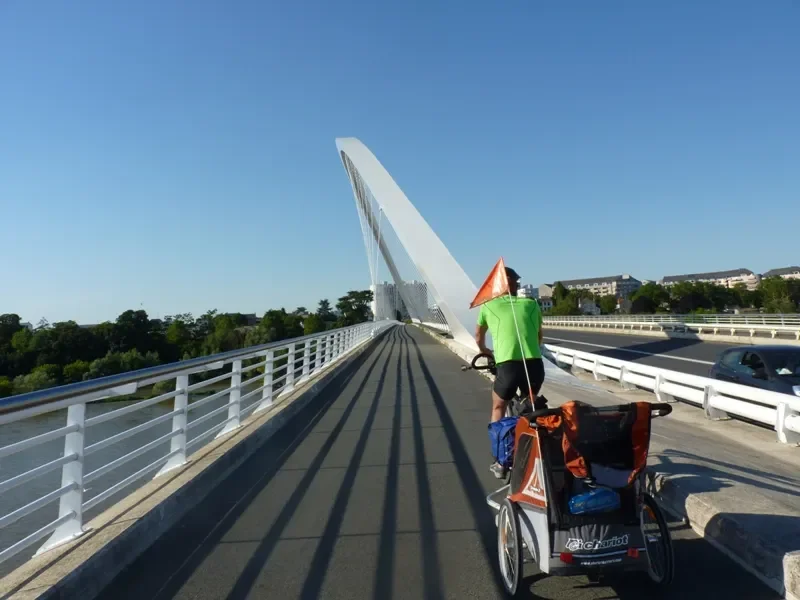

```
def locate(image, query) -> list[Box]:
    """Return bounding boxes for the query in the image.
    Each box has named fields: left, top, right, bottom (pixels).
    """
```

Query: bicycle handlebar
left=460, top=352, right=496, bottom=373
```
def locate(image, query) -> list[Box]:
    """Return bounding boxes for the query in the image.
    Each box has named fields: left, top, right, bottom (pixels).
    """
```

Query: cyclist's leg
left=491, top=362, right=517, bottom=422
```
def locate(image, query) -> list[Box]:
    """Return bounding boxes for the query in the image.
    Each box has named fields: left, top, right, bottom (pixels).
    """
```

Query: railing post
left=326, top=334, right=333, bottom=364
left=157, top=374, right=188, bottom=476
left=654, top=373, right=675, bottom=404
left=776, top=402, right=800, bottom=445
left=592, top=358, right=607, bottom=381
left=256, top=350, right=274, bottom=413
left=278, top=344, right=296, bottom=398
left=619, top=365, right=635, bottom=391
left=301, top=341, right=311, bottom=381
left=37, top=403, right=86, bottom=554
left=217, top=360, right=241, bottom=438
left=703, top=384, right=729, bottom=421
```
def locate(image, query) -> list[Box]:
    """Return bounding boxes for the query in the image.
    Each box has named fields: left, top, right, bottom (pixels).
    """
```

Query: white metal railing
left=543, top=313, right=800, bottom=326
left=542, top=344, right=800, bottom=445
left=544, top=315, right=800, bottom=340
left=0, top=321, right=394, bottom=569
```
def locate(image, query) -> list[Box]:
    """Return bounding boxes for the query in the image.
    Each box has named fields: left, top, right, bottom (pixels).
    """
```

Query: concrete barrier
left=0, top=327, right=394, bottom=600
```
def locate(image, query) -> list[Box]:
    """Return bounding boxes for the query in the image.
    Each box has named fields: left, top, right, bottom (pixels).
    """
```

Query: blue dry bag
left=488, top=417, right=519, bottom=469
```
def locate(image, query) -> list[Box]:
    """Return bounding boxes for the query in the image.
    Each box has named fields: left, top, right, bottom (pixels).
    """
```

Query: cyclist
left=475, top=266, right=546, bottom=478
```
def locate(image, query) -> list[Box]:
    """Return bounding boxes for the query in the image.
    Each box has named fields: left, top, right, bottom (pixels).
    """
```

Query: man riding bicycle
left=475, top=266, right=546, bottom=478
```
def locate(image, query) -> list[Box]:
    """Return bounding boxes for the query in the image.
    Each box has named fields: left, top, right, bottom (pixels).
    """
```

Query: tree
left=13, top=369, right=58, bottom=394
left=63, top=360, right=91, bottom=383
left=335, top=290, right=374, bottom=326
left=303, top=313, right=326, bottom=335
left=599, top=295, right=618, bottom=315
left=317, top=299, right=334, bottom=322
left=552, top=282, right=568, bottom=306
left=0, top=376, right=13, bottom=398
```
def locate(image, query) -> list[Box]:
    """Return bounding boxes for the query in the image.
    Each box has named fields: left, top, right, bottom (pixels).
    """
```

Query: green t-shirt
left=477, top=296, right=542, bottom=363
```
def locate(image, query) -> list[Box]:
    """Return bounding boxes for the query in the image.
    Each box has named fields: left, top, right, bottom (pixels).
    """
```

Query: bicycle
left=461, top=352, right=542, bottom=418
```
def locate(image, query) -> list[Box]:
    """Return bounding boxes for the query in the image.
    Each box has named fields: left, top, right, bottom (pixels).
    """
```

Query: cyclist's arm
left=476, top=306, right=493, bottom=356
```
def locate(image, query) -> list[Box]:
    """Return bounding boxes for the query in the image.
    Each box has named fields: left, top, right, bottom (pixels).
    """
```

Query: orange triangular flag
left=469, top=258, right=510, bottom=308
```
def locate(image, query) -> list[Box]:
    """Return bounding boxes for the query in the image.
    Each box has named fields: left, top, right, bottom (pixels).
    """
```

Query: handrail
left=0, top=320, right=395, bottom=572
left=543, top=313, right=800, bottom=325
left=541, top=343, right=800, bottom=445
left=0, top=327, right=375, bottom=417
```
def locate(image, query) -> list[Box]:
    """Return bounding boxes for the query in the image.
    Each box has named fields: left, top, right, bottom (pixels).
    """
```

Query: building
left=660, top=268, right=760, bottom=291
left=556, top=274, right=641, bottom=299
left=539, top=284, right=554, bottom=298
left=518, top=284, right=539, bottom=299
left=538, top=297, right=554, bottom=312
left=763, top=267, right=800, bottom=281
left=578, top=298, right=601, bottom=315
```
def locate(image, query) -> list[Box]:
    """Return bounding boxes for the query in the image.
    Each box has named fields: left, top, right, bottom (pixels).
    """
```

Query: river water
left=0, top=384, right=271, bottom=578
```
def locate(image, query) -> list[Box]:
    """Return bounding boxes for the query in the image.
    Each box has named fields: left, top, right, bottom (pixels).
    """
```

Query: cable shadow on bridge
left=97, top=329, right=399, bottom=600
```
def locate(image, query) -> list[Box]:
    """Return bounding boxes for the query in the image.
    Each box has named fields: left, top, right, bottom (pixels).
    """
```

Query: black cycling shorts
left=493, top=358, right=545, bottom=401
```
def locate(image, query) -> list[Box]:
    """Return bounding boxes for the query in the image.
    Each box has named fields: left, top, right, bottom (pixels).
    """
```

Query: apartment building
left=660, top=268, right=760, bottom=291
left=763, top=267, right=800, bottom=281
left=557, top=274, right=642, bottom=299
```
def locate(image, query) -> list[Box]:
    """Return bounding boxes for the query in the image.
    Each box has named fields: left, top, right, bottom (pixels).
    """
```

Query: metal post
left=256, top=350, right=274, bottom=413
left=285, top=343, right=296, bottom=393
left=38, top=403, right=86, bottom=554
left=217, top=360, right=241, bottom=438
left=301, top=341, right=311, bottom=381
left=157, top=375, right=188, bottom=476
left=325, top=334, right=333, bottom=364
left=703, top=384, right=729, bottom=420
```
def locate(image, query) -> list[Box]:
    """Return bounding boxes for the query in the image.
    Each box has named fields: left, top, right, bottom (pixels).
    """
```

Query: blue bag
left=488, top=417, right=519, bottom=469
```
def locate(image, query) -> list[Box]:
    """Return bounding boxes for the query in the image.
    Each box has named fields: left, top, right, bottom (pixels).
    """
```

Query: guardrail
left=543, top=313, right=800, bottom=326
left=542, top=344, right=800, bottom=445
left=544, top=317, right=800, bottom=341
left=0, top=321, right=394, bottom=569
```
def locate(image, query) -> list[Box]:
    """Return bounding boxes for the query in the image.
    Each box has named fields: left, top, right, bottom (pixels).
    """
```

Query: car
left=709, top=345, right=800, bottom=397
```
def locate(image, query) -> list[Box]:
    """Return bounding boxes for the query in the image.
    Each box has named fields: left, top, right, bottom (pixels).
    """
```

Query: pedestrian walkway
left=98, top=326, right=778, bottom=600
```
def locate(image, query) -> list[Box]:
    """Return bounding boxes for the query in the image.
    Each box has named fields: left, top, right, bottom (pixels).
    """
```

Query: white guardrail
left=543, top=314, right=800, bottom=340
left=542, top=344, right=800, bottom=446
left=0, top=321, right=393, bottom=569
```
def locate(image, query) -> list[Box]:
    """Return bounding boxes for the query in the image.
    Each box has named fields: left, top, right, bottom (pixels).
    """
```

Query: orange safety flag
left=469, top=258, right=510, bottom=309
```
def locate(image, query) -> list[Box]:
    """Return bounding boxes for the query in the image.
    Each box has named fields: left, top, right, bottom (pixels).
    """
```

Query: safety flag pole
left=506, top=289, right=535, bottom=402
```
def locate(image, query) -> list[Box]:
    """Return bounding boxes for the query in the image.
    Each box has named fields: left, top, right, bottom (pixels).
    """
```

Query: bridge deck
left=99, top=326, right=777, bottom=600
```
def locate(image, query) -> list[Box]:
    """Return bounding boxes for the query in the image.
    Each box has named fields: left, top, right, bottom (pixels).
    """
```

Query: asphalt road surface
left=98, top=326, right=778, bottom=600
left=542, top=329, right=743, bottom=377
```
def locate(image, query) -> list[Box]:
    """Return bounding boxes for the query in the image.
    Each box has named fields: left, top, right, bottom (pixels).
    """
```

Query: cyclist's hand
left=479, top=347, right=494, bottom=359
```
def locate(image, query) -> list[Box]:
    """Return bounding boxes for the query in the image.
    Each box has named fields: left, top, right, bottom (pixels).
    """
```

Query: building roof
left=557, top=274, right=639, bottom=287
left=661, top=268, right=754, bottom=283
left=763, top=266, right=800, bottom=277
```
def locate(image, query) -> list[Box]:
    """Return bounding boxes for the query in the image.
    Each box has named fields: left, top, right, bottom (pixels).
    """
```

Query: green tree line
left=543, top=277, right=800, bottom=316
left=0, top=290, right=373, bottom=398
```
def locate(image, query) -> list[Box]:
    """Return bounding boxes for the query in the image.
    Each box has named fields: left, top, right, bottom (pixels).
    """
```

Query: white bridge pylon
left=336, top=137, right=479, bottom=351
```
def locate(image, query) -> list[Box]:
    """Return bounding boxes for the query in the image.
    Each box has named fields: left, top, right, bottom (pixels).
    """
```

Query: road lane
left=98, top=326, right=778, bottom=600
left=542, top=329, right=742, bottom=376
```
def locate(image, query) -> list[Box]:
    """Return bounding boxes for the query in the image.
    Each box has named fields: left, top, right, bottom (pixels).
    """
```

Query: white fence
left=543, top=313, right=800, bottom=326
left=542, top=344, right=800, bottom=446
left=0, top=321, right=393, bottom=569
left=544, top=315, right=800, bottom=341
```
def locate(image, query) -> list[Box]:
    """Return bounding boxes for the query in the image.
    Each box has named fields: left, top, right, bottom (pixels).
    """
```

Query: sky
left=1, top=1, right=798, bottom=325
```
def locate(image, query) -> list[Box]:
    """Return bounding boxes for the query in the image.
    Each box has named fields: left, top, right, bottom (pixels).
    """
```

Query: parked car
left=709, top=345, right=800, bottom=397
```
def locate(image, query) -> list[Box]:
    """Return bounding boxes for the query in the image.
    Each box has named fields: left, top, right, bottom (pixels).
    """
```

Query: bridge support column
left=38, top=403, right=87, bottom=554
left=217, top=360, right=241, bottom=438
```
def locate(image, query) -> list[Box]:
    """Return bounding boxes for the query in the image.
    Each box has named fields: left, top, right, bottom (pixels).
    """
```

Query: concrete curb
left=0, top=328, right=392, bottom=600
left=646, top=470, right=800, bottom=600
left=417, top=324, right=800, bottom=599
left=544, top=324, right=800, bottom=346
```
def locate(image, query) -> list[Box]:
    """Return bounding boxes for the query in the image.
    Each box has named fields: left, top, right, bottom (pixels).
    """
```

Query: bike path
left=98, top=325, right=778, bottom=600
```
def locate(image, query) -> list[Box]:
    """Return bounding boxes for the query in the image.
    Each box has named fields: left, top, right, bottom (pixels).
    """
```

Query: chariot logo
left=565, top=534, right=629, bottom=552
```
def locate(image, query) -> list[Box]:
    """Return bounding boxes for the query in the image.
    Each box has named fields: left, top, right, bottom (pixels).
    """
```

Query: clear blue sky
left=2, top=1, right=798, bottom=324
